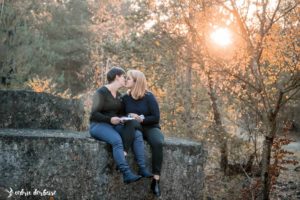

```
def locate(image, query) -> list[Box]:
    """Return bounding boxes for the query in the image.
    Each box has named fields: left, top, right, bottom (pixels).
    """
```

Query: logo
left=5, top=188, right=56, bottom=198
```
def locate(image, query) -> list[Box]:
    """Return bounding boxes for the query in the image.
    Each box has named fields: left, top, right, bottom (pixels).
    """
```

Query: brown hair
left=107, top=67, right=125, bottom=83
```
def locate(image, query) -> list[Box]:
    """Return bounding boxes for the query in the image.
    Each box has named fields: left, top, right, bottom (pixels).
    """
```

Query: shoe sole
left=141, top=175, right=153, bottom=178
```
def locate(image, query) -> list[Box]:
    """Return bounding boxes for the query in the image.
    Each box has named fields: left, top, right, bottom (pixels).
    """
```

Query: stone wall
left=0, top=90, right=207, bottom=199
left=0, top=90, right=87, bottom=131
left=0, top=129, right=206, bottom=200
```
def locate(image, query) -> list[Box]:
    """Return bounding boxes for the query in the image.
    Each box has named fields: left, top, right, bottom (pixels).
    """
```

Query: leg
left=115, top=120, right=141, bottom=153
left=143, top=127, right=164, bottom=176
left=114, top=124, right=134, bottom=153
left=89, top=122, right=141, bottom=183
left=132, top=130, right=152, bottom=177
left=90, top=122, right=128, bottom=171
left=143, top=127, right=164, bottom=197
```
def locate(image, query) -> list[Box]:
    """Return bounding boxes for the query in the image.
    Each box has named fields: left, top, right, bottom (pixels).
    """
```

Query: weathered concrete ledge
left=0, top=90, right=207, bottom=199
left=0, top=90, right=86, bottom=131
left=0, top=128, right=207, bottom=200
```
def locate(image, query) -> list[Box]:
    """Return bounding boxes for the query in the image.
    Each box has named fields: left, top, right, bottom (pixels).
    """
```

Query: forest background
left=1, top=0, right=300, bottom=199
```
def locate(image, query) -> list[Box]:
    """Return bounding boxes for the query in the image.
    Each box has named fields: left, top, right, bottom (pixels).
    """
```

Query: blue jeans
left=89, top=122, right=147, bottom=171
left=115, top=124, right=147, bottom=169
left=90, top=122, right=130, bottom=172
left=132, top=130, right=147, bottom=169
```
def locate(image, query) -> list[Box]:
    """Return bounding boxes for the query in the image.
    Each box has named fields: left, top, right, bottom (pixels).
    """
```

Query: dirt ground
left=203, top=132, right=300, bottom=200
left=271, top=151, right=300, bottom=200
left=271, top=132, right=300, bottom=200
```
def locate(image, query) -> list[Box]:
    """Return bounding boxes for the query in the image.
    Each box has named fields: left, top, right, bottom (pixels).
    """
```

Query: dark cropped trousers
left=142, top=126, right=164, bottom=176
left=117, top=122, right=164, bottom=176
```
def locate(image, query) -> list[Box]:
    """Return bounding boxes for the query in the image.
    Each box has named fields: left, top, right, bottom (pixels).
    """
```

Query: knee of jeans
left=89, top=128, right=96, bottom=138
left=135, top=130, right=143, bottom=138
left=89, top=123, right=99, bottom=135
left=89, top=123, right=96, bottom=130
left=112, top=138, right=123, bottom=148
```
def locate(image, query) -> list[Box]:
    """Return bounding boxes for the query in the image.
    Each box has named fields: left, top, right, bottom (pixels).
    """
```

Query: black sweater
left=89, top=86, right=123, bottom=124
left=122, top=92, right=160, bottom=128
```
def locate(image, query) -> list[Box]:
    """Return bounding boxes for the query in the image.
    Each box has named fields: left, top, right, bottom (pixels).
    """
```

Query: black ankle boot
left=122, top=170, right=142, bottom=184
left=151, top=179, right=161, bottom=197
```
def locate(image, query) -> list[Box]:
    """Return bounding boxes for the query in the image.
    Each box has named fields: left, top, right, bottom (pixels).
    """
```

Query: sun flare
left=210, top=28, right=232, bottom=47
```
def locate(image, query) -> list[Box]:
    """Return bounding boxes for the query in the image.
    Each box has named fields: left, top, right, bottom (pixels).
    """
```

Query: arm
left=142, top=93, right=160, bottom=125
left=90, top=91, right=112, bottom=123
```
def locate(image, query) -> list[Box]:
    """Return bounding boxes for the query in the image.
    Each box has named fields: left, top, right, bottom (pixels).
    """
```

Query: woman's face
left=125, top=75, right=135, bottom=89
left=115, top=74, right=126, bottom=87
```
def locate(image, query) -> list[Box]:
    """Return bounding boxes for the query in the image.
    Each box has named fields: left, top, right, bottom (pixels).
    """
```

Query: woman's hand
left=111, top=117, right=122, bottom=125
left=128, top=113, right=143, bottom=123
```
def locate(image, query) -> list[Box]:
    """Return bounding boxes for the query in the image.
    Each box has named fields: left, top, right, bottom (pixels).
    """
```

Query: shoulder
left=96, top=86, right=109, bottom=95
left=145, top=91, right=154, bottom=97
left=97, top=86, right=107, bottom=93
left=144, top=91, right=157, bottom=101
left=93, top=87, right=108, bottom=99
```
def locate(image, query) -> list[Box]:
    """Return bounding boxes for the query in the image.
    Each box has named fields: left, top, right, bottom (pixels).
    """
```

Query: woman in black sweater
left=89, top=67, right=151, bottom=184
left=122, top=69, right=164, bottom=197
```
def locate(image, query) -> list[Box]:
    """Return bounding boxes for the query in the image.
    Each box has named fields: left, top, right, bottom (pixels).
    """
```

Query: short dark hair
left=107, top=67, right=125, bottom=83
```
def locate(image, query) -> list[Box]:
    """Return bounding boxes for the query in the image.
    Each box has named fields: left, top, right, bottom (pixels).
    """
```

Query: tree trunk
left=220, top=139, right=228, bottom=174
left=261, top=134, right=274, bottom=200
left=183, top=64, right=193, bottom=135
left=261, top=92, right=283, bottom=199
left=207, top=71, right=228, bottom=174
left=261, top=112, right=278, bottom=199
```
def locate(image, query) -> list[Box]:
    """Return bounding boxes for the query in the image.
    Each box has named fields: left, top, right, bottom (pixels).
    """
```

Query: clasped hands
left=110, top=113, right=143, bottom=125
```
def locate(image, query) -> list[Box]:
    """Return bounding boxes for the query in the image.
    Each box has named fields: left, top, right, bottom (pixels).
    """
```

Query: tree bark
left=184, top=63, right=193, bottom=135
left=207, top=71, right=228, bottom=174
left=261, top=116, right=277, bottom=200
left=261, top=92, right=283, bottom=199
left=261, top=134, right=274, bottom=200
